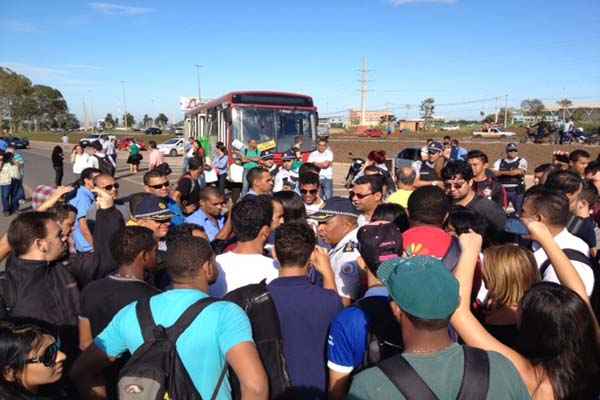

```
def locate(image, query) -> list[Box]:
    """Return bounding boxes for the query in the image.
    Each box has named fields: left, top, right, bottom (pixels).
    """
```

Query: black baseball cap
left=357, top=222, right=403, bottom=274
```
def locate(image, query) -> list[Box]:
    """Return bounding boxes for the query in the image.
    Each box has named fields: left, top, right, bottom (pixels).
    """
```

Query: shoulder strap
left=377, top=354, right=438, bottom=400
left=135, top=297, right=158, bottom=343
left=540, top=248, right=592, bottom=276
left=457, top=346, right=489, bottom=400
left=167, top=297, right=219, bottom=341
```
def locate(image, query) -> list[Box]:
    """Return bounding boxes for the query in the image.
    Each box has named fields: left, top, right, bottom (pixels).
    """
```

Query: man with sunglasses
left=143, top=169, right=185, bottom=226
left=300, top=172, right=325, bottom=215
left=86, top=174, right=129, bottom=222
left=351, top=175, right=385, bottom=227
left=185, top=187, right=227, bottom=241
left=492, top=143, right=527, bottom=215
left=413, top=141, right=448, bottom=188
left=442, top=161, right=507, bottom=235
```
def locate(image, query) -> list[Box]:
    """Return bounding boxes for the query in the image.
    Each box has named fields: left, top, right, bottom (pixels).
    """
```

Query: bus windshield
left=232, top=107, right=315, bottom=152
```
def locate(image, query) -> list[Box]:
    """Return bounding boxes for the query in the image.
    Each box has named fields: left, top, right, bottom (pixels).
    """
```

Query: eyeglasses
left=300, top=189, right=318, bottom=195
left=349, top=191, right=373, bottom=199
left=25, top=339, right=60, bottom=368
left=102, top=183, right=119, bottom=191
left=444, top=180, right=466, bottom=190
left=149, top=181, right=170, bottom=189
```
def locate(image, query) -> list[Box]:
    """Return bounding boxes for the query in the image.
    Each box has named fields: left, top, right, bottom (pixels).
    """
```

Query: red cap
left=402, top=226, right=452, bottom=259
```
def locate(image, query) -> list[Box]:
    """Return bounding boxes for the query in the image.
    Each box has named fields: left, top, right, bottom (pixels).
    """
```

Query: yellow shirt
left=387, top=189, right=413, bottom=208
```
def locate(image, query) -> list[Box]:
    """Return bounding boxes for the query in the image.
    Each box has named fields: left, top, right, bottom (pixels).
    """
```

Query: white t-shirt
left=209, top=252, right=279, bottom=297
left=532, top=228, right=594, bottom=296
left=308, top=149, right=334, bottom=179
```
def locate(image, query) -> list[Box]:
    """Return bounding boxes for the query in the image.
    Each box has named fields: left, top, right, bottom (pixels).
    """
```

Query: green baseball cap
left=377, top=256, right=459, bottom=320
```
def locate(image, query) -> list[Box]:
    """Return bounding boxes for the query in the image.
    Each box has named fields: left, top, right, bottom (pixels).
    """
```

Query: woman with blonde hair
left=477, top=244, right=540, bottom=348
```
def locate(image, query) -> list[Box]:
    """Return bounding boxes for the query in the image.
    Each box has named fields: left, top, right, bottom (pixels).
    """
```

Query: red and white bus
left=184, top=91, right=318, bottom=161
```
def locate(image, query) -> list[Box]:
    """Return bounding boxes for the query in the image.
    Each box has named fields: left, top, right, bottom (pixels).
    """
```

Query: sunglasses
left=102, top=183, right=120, bottom=191
left=300, top=189, right=318, bottom=195
left=349, top=191, right=373, bottom=199
left=25, top=339, right=60, bottom=368
left=444, top=181, right=466, bottom=190
left=149, top=181, right=170, bottom=189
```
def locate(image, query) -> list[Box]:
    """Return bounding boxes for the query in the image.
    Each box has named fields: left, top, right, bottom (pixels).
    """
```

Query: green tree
left=124, top=113, right=135, bottom=128
left=104, top=113, right=115, bottom=129
left=557, top=98, right=572, bottom=120
left=521, top=99, right=545, bottom=121
left=115, top=117, right=120, bottom=127
left=142, top=114, right=152, bottom=128
left=420, top=98, right=435, bottom=128
left=155, top=113, right=168, bottom=128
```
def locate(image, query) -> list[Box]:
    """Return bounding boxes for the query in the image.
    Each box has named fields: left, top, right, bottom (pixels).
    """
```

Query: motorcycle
left=345, top=153, right=366, bottom=189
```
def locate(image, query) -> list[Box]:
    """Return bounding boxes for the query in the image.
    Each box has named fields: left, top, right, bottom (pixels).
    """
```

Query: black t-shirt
left=80, top=275, right=160, bottom=336
left=176, top=175, right=200, bottom=202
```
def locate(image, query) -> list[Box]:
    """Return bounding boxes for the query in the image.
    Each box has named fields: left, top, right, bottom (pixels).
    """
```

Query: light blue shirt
left=69, top=186, right=95, bottom=252
left=95, top=289, right=253, bottom=400
left=185, top=208, right=225, bottom=241
left=213, top=154, right=229, bottom=175
left=0, top=140, right=7, bottom=151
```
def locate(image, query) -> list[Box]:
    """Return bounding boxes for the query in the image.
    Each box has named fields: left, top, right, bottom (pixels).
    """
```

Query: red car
left=117, top=137, right=147, bottom=151
left=358, top=128, right=384, bottom=138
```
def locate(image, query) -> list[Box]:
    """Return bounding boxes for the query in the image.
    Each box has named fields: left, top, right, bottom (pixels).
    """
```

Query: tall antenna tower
left=358, top=57, right=371, bottom=125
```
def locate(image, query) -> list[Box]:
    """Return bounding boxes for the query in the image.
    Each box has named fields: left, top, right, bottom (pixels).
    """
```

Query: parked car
left=358, top=128, right=384, bottom=138
left=157, top=137, right=185, bottom=157
left=117, top=137, right=147, bottom=151
left=472, top=127, right=516, bottom=138
left=395, top=147, right=421, bottom=170
left=79, top=134, right=101, bottom=147
left=145, top=127, right=162, bottom=135
left=0, top=136, right=29, bottom=149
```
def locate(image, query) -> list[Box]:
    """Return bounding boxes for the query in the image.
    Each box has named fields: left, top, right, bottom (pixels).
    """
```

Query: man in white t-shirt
left=522, top=187, right=594, bottom=296
left=308, top=138, right=334, bottom=200
left=209, top=195, right=279, bottom=297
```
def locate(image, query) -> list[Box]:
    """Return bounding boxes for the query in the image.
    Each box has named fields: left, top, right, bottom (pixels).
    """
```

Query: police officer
left=273, top=152, right=299, bottom=192
left=414, top=141, right=447, bottom=188
left=313, top=197, right=362, bottom=306
left=493, top=143, right=527, bottom=215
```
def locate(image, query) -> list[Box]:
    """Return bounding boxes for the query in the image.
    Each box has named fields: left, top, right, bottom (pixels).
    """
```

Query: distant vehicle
left=79, top=134, right=101, bottom=147
left=441, top=125, right=460, bottom=131
left=145, top=127, right=162, bottom=135
left=358, top=128, right=384, bottom=138
left=157, top=138, right=185, bottom=157
left=0, top=136, right=29, bottom=149
left=117, top=137, right=147, bottom=151
left=472, top=127, right=516, bottom=138
left=395, top=147, right=421, bottom=170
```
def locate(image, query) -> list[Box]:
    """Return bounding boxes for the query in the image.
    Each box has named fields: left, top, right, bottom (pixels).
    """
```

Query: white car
left=157, top=138, right=185, bottom=157
left=472, top=128, right=517, bottom=138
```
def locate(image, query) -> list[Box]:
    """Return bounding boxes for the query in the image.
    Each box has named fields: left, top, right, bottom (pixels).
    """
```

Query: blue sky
left=1, top=0, right=599, bottom=122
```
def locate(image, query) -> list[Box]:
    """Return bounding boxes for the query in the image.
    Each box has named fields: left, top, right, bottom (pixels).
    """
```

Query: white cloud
left=64, top=64, right=104, bottom=71
left=89, top=2, right=155, bottom=16
left=0, top=62, right=102, bottom=87
left=390, top=0, right=456, bottom=6
left=1, top=20, right=38, bottom=33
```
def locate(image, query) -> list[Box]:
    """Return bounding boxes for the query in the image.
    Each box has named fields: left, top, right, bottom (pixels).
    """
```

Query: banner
left=179, top=97, right=200, bottom=112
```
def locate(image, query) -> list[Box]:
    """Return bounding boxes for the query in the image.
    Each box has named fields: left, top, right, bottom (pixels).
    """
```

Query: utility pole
left=494, top=96, right=500, bottom=124
left=504, top=94, right=509, bottom=129
left=358, top=57, right=370, bottom=126
left=120, top=81, right=128, bottom=129
left=194, top=64, right=203, bottom=103
left=82, top=98, right=89, bottom=131
left=88, top=90, right=95, bottom=130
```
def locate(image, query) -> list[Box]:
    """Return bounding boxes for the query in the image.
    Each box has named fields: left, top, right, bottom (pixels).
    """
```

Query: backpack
left=378, top=346, right=490, bottom=400
left=540, top=248, right=600, bottom=320
left=95, top=155, right=115, bottom=176
left=118, top=296, right=227, bottom=400
left=224, top=281, right=291, bottom=400
left=354, top=296, right=403, bottom=369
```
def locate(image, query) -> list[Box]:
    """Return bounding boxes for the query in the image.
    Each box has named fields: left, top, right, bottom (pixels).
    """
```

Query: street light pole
left=120, top=81, right=128, bottom=129
left=194, top=64, right=203, bottom=103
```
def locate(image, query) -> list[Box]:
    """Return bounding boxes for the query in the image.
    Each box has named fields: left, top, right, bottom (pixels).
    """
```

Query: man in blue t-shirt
left=69, top=167, right=101, bottom=253
left=267, top=222, right=343, bottom=397
left=327, top=221, right=405, bottom=400
left=70, top=233, right=268, bottom=400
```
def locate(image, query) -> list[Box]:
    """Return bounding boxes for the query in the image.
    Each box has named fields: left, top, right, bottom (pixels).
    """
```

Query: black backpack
left=95, top=155, right=115, bottom=176
left=354, top=296, right=403, bottom=368
left=378, top=346, right=489, bottom=400
left=540, top=248, right=600, bottom=320
left=118, top=296, right=227, bottom=400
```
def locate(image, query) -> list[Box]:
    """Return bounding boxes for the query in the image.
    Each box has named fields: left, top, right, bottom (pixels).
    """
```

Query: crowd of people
left=0, top=134, right=599, bottom=400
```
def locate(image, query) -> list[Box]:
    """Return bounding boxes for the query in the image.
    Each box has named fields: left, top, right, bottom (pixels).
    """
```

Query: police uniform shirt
left=329, top=228, right=362, bottom=300
left=273, top=168, right=298, bottom=192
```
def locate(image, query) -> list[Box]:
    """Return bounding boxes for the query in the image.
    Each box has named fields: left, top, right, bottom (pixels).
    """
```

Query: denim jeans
left=11, top=179, right=24, bottom=209
left=1, top=185, right=12, bottom=213
left=320, top=178, right=333, bottom=201
left=506, top=188, right=524, bottom=216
